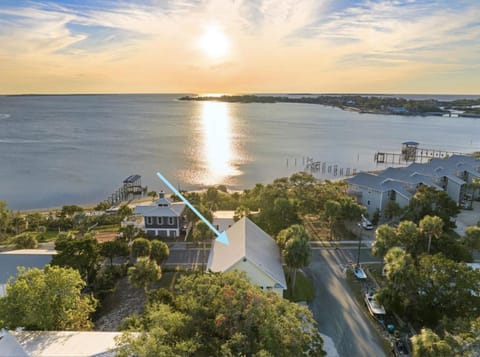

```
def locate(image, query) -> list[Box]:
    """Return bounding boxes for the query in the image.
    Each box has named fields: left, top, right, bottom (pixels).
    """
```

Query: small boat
left=353, top=265, right=367, bottom=279
left=365, top=291, right=386, bottom=318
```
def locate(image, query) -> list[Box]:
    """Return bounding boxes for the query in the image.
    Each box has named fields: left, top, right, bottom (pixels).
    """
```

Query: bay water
left=0, top=94, right=479, bottom=210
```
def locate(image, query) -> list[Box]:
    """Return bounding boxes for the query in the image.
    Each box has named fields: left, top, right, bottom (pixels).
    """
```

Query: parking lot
left=454, top=201, right=480, bottom=236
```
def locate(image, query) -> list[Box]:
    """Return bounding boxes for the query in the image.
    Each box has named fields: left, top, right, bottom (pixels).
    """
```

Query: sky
left=1, top=0, right=479, bottom=94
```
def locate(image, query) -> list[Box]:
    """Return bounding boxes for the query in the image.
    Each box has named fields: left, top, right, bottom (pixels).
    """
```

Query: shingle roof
left=381, top=181, right=413, bottom=199
left=346, top=172, right=385, bottom=190
left=207, top=217, right=287, bottom=289
left=349, top=155, right=480, bottom=194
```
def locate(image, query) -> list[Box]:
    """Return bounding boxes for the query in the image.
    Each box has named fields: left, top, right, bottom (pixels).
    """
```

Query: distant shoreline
left=179, top=94, right=480, bottom=117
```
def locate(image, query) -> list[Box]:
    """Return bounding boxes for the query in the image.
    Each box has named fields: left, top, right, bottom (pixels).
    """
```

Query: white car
left=361, top=215, right=374, bottom=230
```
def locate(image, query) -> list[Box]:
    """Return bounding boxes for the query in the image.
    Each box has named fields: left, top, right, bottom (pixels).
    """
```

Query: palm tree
left=419, top=215, right=443, bottom=254
left=128, top=257, right=162, bottom=293
left=150, top=240, right=170, bottom=265
left=324, top=200, right=341, bottom=240
left=411, top=328, right=452, bottom=357
left=282, top=230, right=311, bottom=290
left=276, top=224, right=307, bottom=251
left=464, top=226, right=480, bottom=254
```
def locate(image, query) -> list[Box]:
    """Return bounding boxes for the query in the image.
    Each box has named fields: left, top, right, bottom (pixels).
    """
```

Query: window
left=157, top=217, right=163, bottom=225
left=146, top=217, right=152, bottom=225
left=169, top=217, right=174, bottom=225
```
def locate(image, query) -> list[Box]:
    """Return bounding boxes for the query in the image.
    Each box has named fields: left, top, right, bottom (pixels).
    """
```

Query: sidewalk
left=320, top=333, right=340, bottom=357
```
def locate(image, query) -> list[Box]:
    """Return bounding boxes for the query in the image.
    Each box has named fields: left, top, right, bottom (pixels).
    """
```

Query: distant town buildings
left=347, top=155, right=480, bottom=216
left=134, top=191, right=186, bottom=238
left=207, top=217, right=287, bottom=296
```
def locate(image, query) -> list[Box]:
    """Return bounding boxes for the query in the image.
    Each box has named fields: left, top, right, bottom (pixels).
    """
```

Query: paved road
left=305, top=248, right=387, bottom=357
left=165, top=242, right=209, bottom=269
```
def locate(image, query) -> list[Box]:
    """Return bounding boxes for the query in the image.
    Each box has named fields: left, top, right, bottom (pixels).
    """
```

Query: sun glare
left=199, top=25, right=230, bottom=58
left=199, top=101, right=239, bottom=184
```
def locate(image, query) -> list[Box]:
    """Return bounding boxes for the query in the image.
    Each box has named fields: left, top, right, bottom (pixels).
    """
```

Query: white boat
left=353, top=265, right=367, bottom=279
left=365, top=291, right=386, bottom=318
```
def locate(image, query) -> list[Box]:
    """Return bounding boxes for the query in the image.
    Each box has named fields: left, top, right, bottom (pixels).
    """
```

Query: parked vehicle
left=361, top=214, right=374, bottom=230
left=353, top=265, right=367, bottom=279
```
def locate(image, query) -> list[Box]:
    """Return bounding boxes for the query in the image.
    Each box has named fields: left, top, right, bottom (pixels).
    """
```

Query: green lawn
left=284, top=270, right=314, bottom=302
left=38, top=230, right=58, bottom=242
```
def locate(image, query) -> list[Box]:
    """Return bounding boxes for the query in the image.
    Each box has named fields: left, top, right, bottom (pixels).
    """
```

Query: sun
left=199, top=25, right=230, bottom=58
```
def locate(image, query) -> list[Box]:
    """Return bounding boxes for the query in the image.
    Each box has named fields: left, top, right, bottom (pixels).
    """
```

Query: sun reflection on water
left=198, top=101, right=240, bottom=185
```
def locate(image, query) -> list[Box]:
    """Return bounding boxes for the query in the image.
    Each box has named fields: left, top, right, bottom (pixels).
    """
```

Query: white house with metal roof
left=206, top=217, right=287, bottom=297
left=134, top=191, right=186, bottom=238
left=0, top=330, right=124, bottom=357
left=347, top=155, right=480, bottom=216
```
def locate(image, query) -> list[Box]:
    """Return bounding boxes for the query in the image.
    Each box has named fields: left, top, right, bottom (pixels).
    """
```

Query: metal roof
left=12, top=331, right=124, bottom=357
left=134, top=202, right=185, bottom=217
left=0, top=330, right=29, bottom=357
left=123, top=174, right=141, bottom=184
left=0, top=253, right=53, bottom=287
left=207, top=217, right=287, bottom=289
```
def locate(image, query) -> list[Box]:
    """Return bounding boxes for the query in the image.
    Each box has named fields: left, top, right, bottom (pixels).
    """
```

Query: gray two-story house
left=346, top=155, right=480, bottom=217
left=134, top=192, right=186, bottom=238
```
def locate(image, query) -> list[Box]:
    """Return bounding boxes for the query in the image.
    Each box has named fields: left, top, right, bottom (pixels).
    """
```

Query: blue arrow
left=156, top=172, right=229, bottom=245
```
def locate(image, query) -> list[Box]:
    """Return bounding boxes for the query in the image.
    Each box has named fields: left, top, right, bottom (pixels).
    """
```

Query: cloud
left=0, top=0, right=479, bottom=93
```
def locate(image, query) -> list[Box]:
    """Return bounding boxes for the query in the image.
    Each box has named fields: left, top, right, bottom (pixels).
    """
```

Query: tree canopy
left=372, top=217, right=469, bottom=262
left=0, top=265, right=97, bottom=330
left=406, top=186, right=459, bottom=230
left=377, top=251, right=480, bottom=328
left=51, top=232, right=101, bottom=283
left=128, top=257, right=162, bottom=292
left=150, top=240, right=170, bottom=265
left=411, top=328, right=453, bottom=357
left=117, top=271, right=324, bottom=357
left=131, top=237, right=152, bottom=258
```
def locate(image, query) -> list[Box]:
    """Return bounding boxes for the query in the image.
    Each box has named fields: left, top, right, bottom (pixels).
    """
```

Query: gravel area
left=94, top=277, right=146, bottom=331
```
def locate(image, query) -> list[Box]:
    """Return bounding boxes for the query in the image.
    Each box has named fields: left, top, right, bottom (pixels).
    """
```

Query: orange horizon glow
left=1, top=1, right=479, bottom=95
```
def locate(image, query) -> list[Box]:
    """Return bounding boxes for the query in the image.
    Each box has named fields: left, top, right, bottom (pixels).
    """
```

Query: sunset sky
left=1, top=0, right=479, bottom=94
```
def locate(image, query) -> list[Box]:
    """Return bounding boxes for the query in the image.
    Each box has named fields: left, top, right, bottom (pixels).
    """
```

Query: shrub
left=14, top=234, right=38, bottom=249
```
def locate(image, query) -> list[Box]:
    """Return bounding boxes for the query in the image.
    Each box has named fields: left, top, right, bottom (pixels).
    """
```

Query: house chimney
left=158, top=190, right=165, bottom=199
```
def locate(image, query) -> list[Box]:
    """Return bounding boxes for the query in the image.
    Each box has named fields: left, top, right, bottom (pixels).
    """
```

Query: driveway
left=305, top=249, right=387, bottom=357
